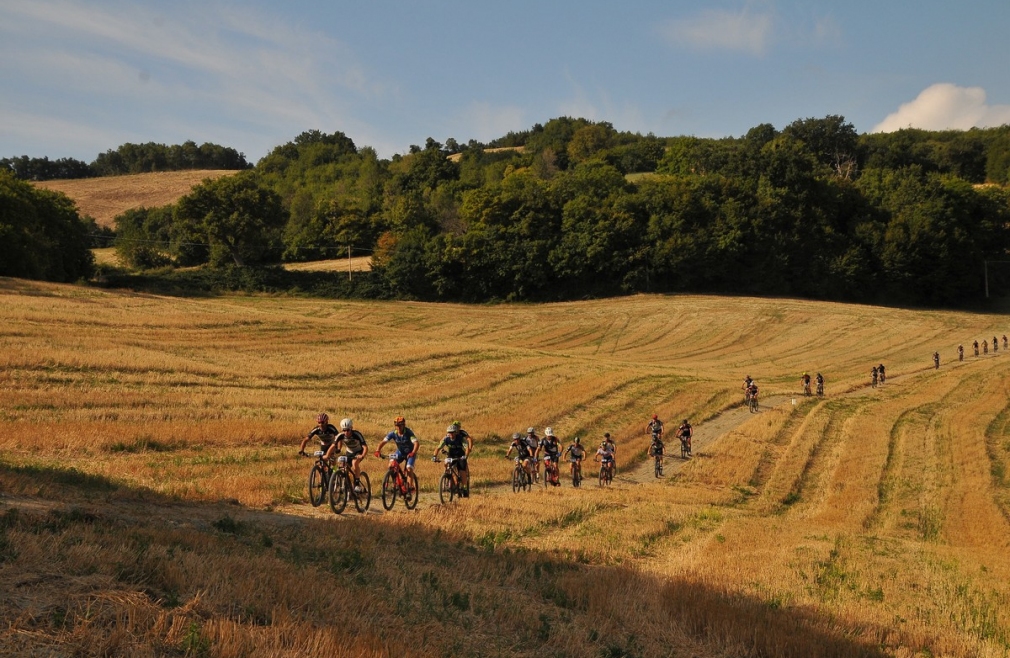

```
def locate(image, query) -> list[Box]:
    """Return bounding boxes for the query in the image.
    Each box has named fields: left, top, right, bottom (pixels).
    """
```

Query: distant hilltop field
left=33, top=170, right=239, bottom=229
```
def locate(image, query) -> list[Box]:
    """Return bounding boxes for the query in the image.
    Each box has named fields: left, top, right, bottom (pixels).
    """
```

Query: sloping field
left=1, top=278, right=1009, bottom=656
left=33, top=169, right=240, bottom=228
left=282, top=256, right=372, bottom=272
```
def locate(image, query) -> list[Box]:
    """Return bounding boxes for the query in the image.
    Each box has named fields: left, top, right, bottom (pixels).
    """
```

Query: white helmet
left=340, top=418, right=353, bottom=431
left=527, top=427, right=535, bottom=434
left=544, top=427, right=554, bottom=437
left=447, top=423, right=460, bottom=433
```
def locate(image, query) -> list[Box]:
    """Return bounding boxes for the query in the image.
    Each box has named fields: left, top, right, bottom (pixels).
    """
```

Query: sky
left=2, top=0, right=1010, bottom=164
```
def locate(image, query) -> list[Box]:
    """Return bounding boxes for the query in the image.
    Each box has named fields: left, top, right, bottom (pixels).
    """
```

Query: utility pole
left=348, top=244, right=352, bottom=281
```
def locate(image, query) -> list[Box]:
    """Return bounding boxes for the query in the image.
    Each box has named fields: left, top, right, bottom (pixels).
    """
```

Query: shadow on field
left=0, top=461, right=901, bottom=658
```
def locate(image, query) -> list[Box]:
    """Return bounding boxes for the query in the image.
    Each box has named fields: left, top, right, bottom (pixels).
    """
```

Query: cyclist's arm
left=465, top=435, right=473, bottom=457
left=408, top=437, right=418, bottom=458
left=431, top=439, right=445, bottom=459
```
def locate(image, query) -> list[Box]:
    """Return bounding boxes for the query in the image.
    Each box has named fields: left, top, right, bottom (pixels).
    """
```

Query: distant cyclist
left=524, top=427, right=540, bottom=483
left=676, top=419, right=693, bottom=456
left=433, top=422, right=472, bottom=496
left=746, top=381, right=759, bottom=410
left=974, top=340, right=980, bottom=357
left=537, top=427, right=562, bottom=486
left=648, top=431, right=664, bottom=464
left=324, top=418, right=368, bottom=492
left=878, top=364, right=886, bottom=384
left=871, top=366, right=878, bottom=388
left=815, top=372, right=824, bottom=396
left=603, top=432, right=617, bottom=473
left=1004, top=335, right=1008, bottom=351
left=506, top=431, right=535, bottom=483
left=594, top=441, right=615, bottom=479
left=743, top=376, right=754, bottom=402
left=994, top=336, right=1000, bottom=354
left=563, top=436, right=586, bottom=482
left=299, top=412, right=338, bottom=457
left=958, top=344, right=964, bottom=362
left=801, top=372, right=812, bottom=396
left=983, top=340, right=989, bottom=355
left=646, top=415, right=664, bottom=439
left=933, top=351, right=940, bottom=369
left=375, top=416, right=419, bottom=473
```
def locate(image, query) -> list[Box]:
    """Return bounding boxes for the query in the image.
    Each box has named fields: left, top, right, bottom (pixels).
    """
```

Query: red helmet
left=652, top=414, right=658, bottom=420
left=316, top=413, right=329, bottom=425
left=394, top=416, right=405, bottom=425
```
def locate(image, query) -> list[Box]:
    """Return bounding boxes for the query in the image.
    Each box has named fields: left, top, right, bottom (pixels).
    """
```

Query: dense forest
left=6, top=118, right=1010, bottom=306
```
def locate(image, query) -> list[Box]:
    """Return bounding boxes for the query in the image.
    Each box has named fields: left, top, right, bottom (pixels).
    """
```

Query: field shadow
left=0, top=460, right=906, bottom=658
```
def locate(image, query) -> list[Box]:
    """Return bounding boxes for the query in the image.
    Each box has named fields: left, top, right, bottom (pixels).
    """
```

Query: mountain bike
left=512, top=458, right=532, bottom=493
left=598, top=460, right=614, bottom=487
left=328, top=455, right=371, bottom=514
left=379, top=452, right=418, bottom=511
left=816, top=381, right=824, bottom=396
left=570, top=459, right=582, bottom=488
left=542, top=455, right=561, bottom=488
left=802, top=381, right=811, bottom=396
left=436, top=454, right=467, bottom=504
left=654, top=451, right=664, bottom=477
left=749, top=395, right=759, bottom=413
left=681, top=435, right=691, bottom=459
left=305, top=450, right=332, bottom=507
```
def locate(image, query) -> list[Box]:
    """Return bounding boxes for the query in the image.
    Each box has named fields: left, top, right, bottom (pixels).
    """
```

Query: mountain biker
left=994, top=336, right=999, bottom=354
left=871, top=366, right=878, bottom=388
left=933, top=351, right=940, bottom=369
left=594, top=441, right=615, bottom=478
left=974, top=340, right=980, bottom=356
left=375, top=416, right=419, bottom=473
left=433, top=422, right=472, bottom=497
left=563, top=437, right=585, bottom=481
left=524, top=427, right=540, bottom=482
left=1004, top=335, right=1008, bottom=351
left=878, top=364, right=886, bottom=384
left=324, top=418, right=368, bottom=491
left=506, top=432, right=535, bottom=484
left=603, top=432, right=617, bottom=472
left=677, top=420, right=693, bottom=456
left=646, top=415, right=664, bottom=439
left=537, top=427, right=562, bottom=486
left=743, top=376, right=753, bottom=401
left=746, top=382, right=759, bottom=410
left=983, top=340, right=989, bottom=355
left=958, top=344, right=964, bottom=362
left=648, top=432, right=664, bottom=463
left=815, top=373, right=824, bottom=396
left=801, top=372, right=812, bottom=396
left=299, top=412, right=338, bottom=456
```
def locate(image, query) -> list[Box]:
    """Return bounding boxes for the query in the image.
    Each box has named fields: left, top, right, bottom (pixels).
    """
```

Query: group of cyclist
left=299, top=411, right=694, bottom=503
left=800, top=372, right=825, bottom=397
left=963, top=335, right=1008, bottom=360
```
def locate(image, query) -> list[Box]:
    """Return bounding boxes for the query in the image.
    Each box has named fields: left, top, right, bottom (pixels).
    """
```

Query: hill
left=2, top=278, right=1010, bottom=656
left=32, top=169, right=239, bottom=228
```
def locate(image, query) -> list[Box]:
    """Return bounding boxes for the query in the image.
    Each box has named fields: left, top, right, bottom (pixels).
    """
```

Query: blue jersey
left=385, top=428, right=418, bottom=455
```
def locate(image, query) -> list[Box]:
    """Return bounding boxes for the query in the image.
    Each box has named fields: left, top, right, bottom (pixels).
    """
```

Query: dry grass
left=33, top=170, right=240, bottom=228
left=2, top=277, right=1010, bottom=656
left=282, top=256, right=372, bottom=273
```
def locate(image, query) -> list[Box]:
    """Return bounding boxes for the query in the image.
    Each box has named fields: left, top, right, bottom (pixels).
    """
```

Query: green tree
left=174, top=173, right=286, bottom=266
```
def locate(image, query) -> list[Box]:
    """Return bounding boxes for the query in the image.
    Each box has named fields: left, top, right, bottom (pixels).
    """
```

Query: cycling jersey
left=647, top=420, right=663, bottom=436
left=511, top=438, right=533, bottom=460
left=308, top=423, right=339, bottom=448
left=338, top=430, right=367, bottom=455
left=385, top=428, right=418, bottom=456
left=678, top=424, right=692, bottom=439
left=524, top=434, right=539, bottom=455
left=565, top=444, right=585, bottom=461
left=596, top=446, right=614, bottom=462
left=439, top=431, right=469, bottom=458
left=649, top=440, right=664, bottom=456
left=539, top=438, right=560, bottom=460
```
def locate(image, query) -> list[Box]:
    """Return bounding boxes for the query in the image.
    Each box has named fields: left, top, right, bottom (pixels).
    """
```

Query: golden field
left=1, top=277, right=1010, bottom=657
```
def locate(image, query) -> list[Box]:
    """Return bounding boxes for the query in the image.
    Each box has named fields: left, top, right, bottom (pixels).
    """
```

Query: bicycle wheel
left=599, top=466, right=606, bottom=487
left=381, top=470, right=398, bottom=511
left=329, top=471, right=348, bottom=514
left=439, top=472, right=455, bottom=504
left=512, top=466, right=522, bottom=493
left=654, top=457, right=661, bottom=478
left=353, top=472, right=371, bottom=513
left=403, top=471, right=419, bottom=510
left=308, top=464, right=327, bottom=507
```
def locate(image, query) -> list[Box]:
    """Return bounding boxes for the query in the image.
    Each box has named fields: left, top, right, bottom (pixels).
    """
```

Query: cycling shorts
left=346, top=446, right=365, bottom=459
left=449, top=454, right=468, bottom=470
left=393, top=450, right=416, bottom=468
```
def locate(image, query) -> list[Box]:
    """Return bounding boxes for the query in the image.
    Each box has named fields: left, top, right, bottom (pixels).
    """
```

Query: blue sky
left=2, top=0, right=1009, bottom=163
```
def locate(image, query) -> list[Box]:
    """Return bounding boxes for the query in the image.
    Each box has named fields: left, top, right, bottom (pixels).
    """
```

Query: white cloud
left=659, top=7, right=773, bottom=56
left=874, top=83, right=1010, bottom=132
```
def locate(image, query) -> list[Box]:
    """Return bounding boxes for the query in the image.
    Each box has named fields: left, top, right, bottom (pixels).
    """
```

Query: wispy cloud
left=454, top=102, right=526, bottom=144
left=659, top=7, right=774, bottom=56
left=873, top=83, right=1010, bottom=132
left=0, top=0, right=390, bottom=158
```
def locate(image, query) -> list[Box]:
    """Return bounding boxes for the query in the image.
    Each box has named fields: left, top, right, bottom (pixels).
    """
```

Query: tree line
left=1, top=141, right=251, bottom=181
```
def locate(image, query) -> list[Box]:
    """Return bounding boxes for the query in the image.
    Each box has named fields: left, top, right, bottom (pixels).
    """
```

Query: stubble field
left=2, top=277, right=1009, bottom=657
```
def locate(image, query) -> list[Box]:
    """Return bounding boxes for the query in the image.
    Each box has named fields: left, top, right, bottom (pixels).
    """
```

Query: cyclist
left=563, top=437, right=586, bottom=482
left=594, top=440, right=615, bottom=479
left=506, top=432, right=535, bottom=484
left=1004, top=335, right=1008, bottom=351
left=299, top=412, right=338, bottom=456
left=646, top=415, right=664, bottom=439
left=958, top=344, right=964, bottom=362
left=537, top=427, right=562, bottom=486
left=984, top=340, right=989, bottom=355
left=878, top=364, right=886, bottom=384
left=933, top=351, right=940, bottom=369
left=374, top=416, right=419, bottom=474
left=324, top=418, right=368, bottom=492
left=524, top=427, right=540, bottom=483
left=974, top=340, right=980, bottom=357
left=871, top=366, right=878, bottom=388
left=433, top=422, right=472, bottom=497
left=648, top=431, right=664, bottom=464
left=994, top=336, right=1000, bottom=354
left=801, top=372, right=812, bottom=396
left=815, top=372, right=824, bottom=396
left=747, top=381, right=759, bottom=410
left=603, top=432, right=617, bottom=473
left=677, top=419, right=693, bottom=456
left=743, top=376, right=753, bottom=402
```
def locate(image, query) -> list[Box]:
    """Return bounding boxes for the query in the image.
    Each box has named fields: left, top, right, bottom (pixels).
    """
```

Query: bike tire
left=308, top=463, right=326, bottom=507
left=329, top=471, right=349, bottom=514
left=654, top=457, right=661, bottom=478
left=512, top=466, right=522, bottom=493
left=353, top=472, right=371, bottom=513
left=439, top=472, right=454, bottom=504
left=599, top=466, right=606, bottom=487
left=403, top=471, right=419, bottom=510
left=381, top=470, right=397, bottom=511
